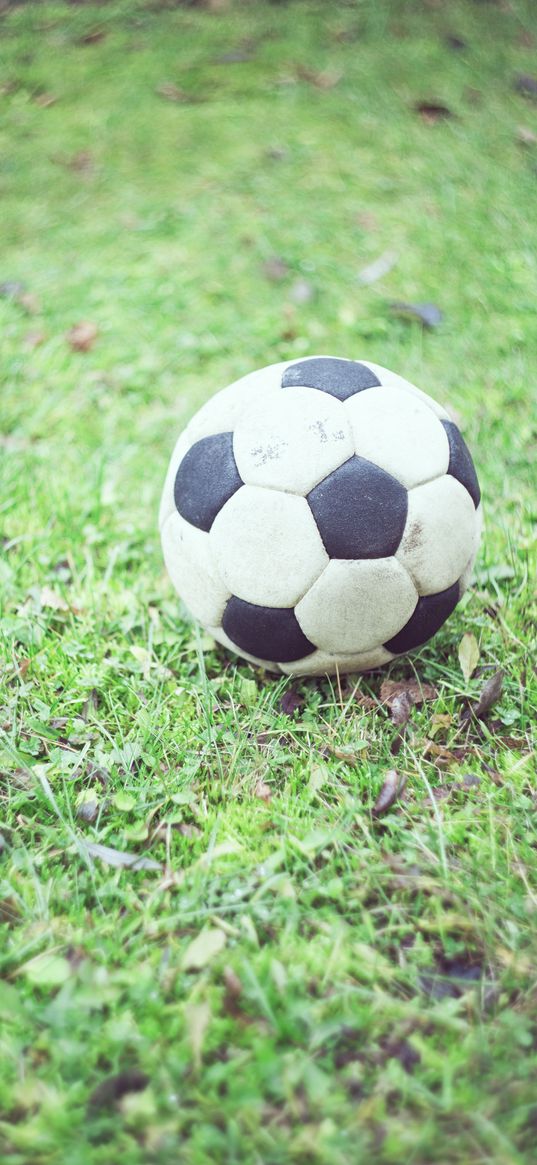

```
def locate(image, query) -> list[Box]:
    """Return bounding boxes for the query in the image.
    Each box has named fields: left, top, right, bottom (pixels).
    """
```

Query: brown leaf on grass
left=380, top=678, right=437, bottom=707
left=18, top=292, right=41, bottom=315
left=23, top=329, right=47, bottom=350
left=15, top=657, right=30, bottom=679
left=325, top=743, right=368, bottom=765
left=356, top=210, right=378, bottom=232
left=0, top=282, right=40, bottom=314
left=81, top=690, right=100, bottom=722
left=40, top=585, right=69, bottom=612
left=67, top=150, right=94, bottom=173
left=295, top=66, right=343, bottom=90
left=77, top=29, right=106, bottom=46
left=389, top=301, right=444, bottom=328
left=373, top=769, right=407, bottom=815
left=76, top=798, right=99, bottom=824
left=254, top=778, right=272, bottom=802
left=463, top=86, right=482, bottom=106
left=390, top=729, right=406, bottom=758
left=514, top=73, right=537, bottom=99
left=419, top=953, right=484, bottom=1000
left=445, top=34, right=467, bottom=52
left=265, top=146, right=288, bottom=162
left=262, top=256, right=289, bottom=281
left=66, top=321, right=98, bottom=351
left=177, top=822, right=202, bottom=839
left=379, top=1036, right=421, bottom=1073
left=156, top=81, right=193, bottom=103
left=473, top=670, right=504, bottom=719
left=223, top=966, right=243, bottom=1015
left=33, top=92, right=57, bottom=108
left=88, top=1070, right=149, bottom=1112
left=458, top=632, right=480, bottom=683
left=349, top=687, right=377, bottom=711
left=0, top=897, right=20, bottom=924
left=389, top=691, right=414, bottom=727
left=414, top=100, right=454, bottom=122
left=280, top=687, right=304, bottom=716
left=84, top=841, right=161, bottom=871
left=422, top=740, right=463, bottom=767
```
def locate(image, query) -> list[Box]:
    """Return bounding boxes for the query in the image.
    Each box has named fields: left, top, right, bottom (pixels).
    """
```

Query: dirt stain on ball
left=404, top=519, right=424, bottom=552
left=250, top=439, right=288, bottom=466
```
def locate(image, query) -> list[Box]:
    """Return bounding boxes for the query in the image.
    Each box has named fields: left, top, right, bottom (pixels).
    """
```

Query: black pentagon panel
left=174, top=432, right=243, bottom=532
left=223, top=597, right=315, bottom=663
left=308, top=456, right=408, bottom=559
left=442, top=421, right=481, bottom=508
left=384, top=582, right=460, bottom=653
left=281, top=357, right=381, bottom=401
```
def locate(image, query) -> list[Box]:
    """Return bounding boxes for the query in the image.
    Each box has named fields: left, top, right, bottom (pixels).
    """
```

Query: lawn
left=1, top=1, right=536, bottom=1162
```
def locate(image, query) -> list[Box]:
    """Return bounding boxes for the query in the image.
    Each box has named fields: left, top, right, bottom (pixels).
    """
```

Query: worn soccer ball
left=160, top=356, right=482, bottom=675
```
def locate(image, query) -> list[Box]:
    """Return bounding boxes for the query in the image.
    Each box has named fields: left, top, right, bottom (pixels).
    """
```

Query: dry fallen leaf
left=66, top=321, right=98, bottom=352
left=18, top=291, right=41, bottom=315
left=445, top=34, right=467, bottom=51
left=76, top=798, right=99, bottom=825
left=185, top=999, right=211, bottom=1071
left=254, top=778, right=272, bottom=802
left=33, top=92, right=57, bottom=108
left=473, top=670, right=504, bottom=719
left=414, top=100, right=454, bottom=122
left=77, top=29, right=106, bottom=46
left=23, top=329, right=47, bottom=350
left=390, top=301, right=444, bottom=328
left=358, top=249, right=398, bottom=286
left=40, top=585, right=69, bottom=612
left=87, top=1070, right=149, bottom=1112
left=156, top=81, right=192, bottom=103
left=380, top=678, right=437, bottom=707
left=280, top=687, right=304, bottom=716
left=514, top=73, right=537, bottom=99
left=262, top=256, right=289, bottom=282
left=295, top=65, right=343, bottom=90
left=325, top=743, right=368, bottom=765
left=182, top=927, right=227, bottom=971
left=389, top=691, right=414, bottom=727
left=458, top=632, right=480, bottom=683
left=422, top=740, right=463, bottom=767
left=222, top=965, right=243, bottom=1015
left=373, top=769, right=407, bottom=815
left=84, top=841, right=161, bottom=871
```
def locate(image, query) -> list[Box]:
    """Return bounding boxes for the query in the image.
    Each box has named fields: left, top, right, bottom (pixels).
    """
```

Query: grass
left=1, top=1, right=536, bottom=1161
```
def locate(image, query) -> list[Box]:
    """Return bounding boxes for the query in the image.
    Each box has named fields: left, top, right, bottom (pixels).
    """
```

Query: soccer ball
left=160, top=356, right=482, bottom=676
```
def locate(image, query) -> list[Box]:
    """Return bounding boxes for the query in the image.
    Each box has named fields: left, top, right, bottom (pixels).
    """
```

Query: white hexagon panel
left=210, top=485, right=328, bottom=608
left=160, top=355, right=483, bottom=674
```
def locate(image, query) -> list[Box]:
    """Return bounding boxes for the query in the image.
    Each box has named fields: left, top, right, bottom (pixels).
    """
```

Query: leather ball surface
left=160, top=356, right=482, bottom=675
